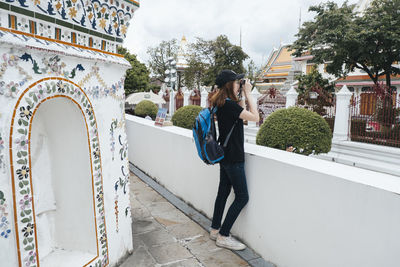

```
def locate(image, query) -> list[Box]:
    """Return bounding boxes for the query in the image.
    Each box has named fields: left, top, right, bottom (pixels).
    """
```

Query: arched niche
left=9, top=78, right=109, bottom=267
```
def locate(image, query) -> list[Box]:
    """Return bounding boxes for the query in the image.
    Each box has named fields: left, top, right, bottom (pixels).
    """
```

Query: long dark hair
left=210, top=81, right=239, bottom=107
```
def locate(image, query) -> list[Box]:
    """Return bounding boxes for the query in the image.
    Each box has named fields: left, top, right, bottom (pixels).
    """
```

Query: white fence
left=126, top=115, right=400, bottom=267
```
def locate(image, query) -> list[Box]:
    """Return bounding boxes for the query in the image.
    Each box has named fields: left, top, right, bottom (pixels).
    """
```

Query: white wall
left=0, top=44, right=133, bottom=267
left=126, top=115, right=400, bottom=267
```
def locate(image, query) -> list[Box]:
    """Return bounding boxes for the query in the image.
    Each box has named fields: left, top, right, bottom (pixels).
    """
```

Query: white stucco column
left=396, top=86, right=400, bottom=108
left=154, top=90, right=161, bottom=108
left=248, top=87, right=261, bottom=128
left=286, top=86, right=298, bottom=108
left=158, top=88, right=164, bottom=97
left=333, top=85, right=353, bottom=141
left=183, top=88, right=190, bottom=107
left=169, top=89, right=175, bottom=116
left=200, top=88, right=208, bottom=108
left=355, top=87, right=361, bottom=115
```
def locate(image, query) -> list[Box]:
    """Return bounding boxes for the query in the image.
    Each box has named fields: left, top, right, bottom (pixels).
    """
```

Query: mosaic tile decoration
left=9, top=77, right=109, bottom=267
left=0, top=131, right=6, bottom=172
left=0, top=21, right=117, bottom=55
left=110, top=118, right=117, bottom=160
left=0, top=51, right=126, bottom=102
left=0, top=190, right=11, bottom=239
left=2, top=0, right=139, bottom=40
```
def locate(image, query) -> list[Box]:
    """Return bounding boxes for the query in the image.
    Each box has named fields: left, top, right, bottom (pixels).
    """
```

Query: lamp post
left=165, top=57, right=177, bottom=116
left=164, top=57, right=177, bottom=90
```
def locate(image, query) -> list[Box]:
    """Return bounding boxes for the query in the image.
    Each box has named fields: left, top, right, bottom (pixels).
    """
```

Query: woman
left=209, top=69, right=259, bottom=250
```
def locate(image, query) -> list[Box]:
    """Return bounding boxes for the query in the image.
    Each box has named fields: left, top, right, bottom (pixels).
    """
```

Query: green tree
left=117, top=46, right=150, bottom=95
left=147, top=39, right=179, bottom=83
left=184, top=57, right=208, bottom=90
left=204, top=35, right=249, bottom=85
left=296, top=66, right=335, bottom=116
left=361, top=0, right=400, bottom=89
left=183, top=37, right=213, bottom=89
left=148, top=36, right=249, bottom=89
left=246, top=60, right=260, bottom=87
left=184, top=35, right=248, bottom=87
left=291, top=0, right=400, bottom=90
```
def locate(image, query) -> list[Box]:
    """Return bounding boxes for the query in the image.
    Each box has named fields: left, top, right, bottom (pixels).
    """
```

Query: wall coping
left=126, top=114, right=400, bottom=195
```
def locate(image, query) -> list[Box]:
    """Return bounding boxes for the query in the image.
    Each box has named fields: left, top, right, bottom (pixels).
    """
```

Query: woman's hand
left=243, top=79, right=252, bottom=96
left=239, top=79, right=259, bottom=122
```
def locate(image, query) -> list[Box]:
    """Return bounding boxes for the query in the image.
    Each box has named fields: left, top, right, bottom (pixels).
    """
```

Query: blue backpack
left=193, top=106, right=237, bottom=165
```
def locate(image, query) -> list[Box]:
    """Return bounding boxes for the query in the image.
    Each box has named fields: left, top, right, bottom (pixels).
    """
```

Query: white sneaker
left=210, top=228, right=219, bottom=241
left=216, top=234, right=246, bottom=251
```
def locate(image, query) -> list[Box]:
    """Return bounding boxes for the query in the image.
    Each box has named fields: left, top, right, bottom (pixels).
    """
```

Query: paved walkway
left=120, top=173, right=250, bottom=267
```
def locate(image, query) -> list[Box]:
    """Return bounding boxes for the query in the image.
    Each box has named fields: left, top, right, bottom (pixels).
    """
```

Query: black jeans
left=211, top=162, right=249, bottom=236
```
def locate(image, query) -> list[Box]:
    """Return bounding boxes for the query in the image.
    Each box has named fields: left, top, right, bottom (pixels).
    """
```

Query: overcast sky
left=124, top=0, right=358, bottom=68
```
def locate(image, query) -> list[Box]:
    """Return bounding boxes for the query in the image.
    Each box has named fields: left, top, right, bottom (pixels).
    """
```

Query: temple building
left=0, top=0, right=140, bottom=266
left=256, top=44, right=295, bottom=93
left=176, top=35, right=189, bottom=91
left=176, top=35, right=189, bottom=71
left=257, top=0, right=400, bottom=111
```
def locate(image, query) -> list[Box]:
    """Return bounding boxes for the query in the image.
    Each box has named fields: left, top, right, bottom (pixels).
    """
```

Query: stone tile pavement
left=119, top=173, right=251, bottom=267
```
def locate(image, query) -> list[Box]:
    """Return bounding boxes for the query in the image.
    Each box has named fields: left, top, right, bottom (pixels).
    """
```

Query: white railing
left=126, top=115, right=400, bottom=267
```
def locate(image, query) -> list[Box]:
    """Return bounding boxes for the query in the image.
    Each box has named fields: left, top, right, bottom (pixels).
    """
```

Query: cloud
left=124, top=0, right=356, bottom=67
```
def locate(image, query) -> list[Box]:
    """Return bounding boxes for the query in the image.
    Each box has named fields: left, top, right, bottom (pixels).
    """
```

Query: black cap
left=215, top=70, right=245, bottom=87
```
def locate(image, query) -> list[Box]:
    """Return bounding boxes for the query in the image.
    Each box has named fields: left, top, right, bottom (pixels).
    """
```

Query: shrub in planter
left=171, top=105, right=203, bottom=129
left=134, top=100, right=158, bottom=120
left=256, top=107, right=332, bottom=155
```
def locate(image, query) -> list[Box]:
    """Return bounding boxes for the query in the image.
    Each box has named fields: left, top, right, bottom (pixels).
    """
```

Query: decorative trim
left=0, top=0, right=137, bottom=40
left=124, top=0, right=140, bottom=7
left=0, top=26, right=124, bottom=58
left=0, top=132, right=5, bottom=171
left=0, top=190, right=12, bottom=239
left=9, top=77, right=109, bottom=267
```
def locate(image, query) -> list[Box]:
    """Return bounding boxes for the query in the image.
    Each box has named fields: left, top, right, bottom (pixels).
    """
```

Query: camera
left=238, top=79, right=245, bottom=99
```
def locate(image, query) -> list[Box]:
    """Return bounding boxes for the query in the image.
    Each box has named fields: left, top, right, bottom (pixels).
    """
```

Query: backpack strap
left=208, top=106, right=217, bottom=140
left=213, top=101, right=238, bottom=148
left=222, top=120, right=237, bottom=148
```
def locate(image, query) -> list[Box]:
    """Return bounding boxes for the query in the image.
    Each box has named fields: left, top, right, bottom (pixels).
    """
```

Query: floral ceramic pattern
left=118, top=134, right=128, bottom=162
left=19, top=53, right=85, bottom=78
left=0, top=132, right=5, bottom=172
left=114, top=194, right=119, bottom=232
left=114, top=165, right=128, bottom=232
left=110, top=119, right=117, bottom=160
left=10, top=78, right=108, bottom=267
left=0, top=54, right=33, bottom=98
left=5, top=0, right=137, bottom=39
left=0, top=52, right=125, bottom=102
left=0, top=190, right=12, bottom=239
left=0, top=53, right=84, bottom=99
left=79, top=66, right=126, bottom=101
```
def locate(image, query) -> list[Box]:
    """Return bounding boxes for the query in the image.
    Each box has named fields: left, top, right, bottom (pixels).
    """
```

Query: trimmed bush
left=134, top=100, right=158, bottom=120
left=256, top=107, right=332, bottom=155
left=171, top=105, right=203, bottom=129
